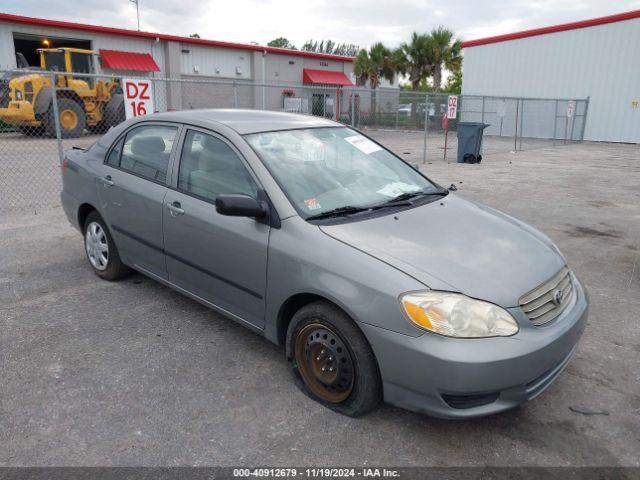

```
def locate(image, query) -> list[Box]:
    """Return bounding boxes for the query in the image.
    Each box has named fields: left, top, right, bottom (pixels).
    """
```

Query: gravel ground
left=1, top=135, right=639, bottom=466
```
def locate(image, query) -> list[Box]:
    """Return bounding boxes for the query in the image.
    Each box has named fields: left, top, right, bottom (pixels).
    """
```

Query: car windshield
left=245, top=127, right=438, bottom=219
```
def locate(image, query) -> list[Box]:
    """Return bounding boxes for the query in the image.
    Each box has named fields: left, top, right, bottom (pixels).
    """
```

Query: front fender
left=264, top=216, right=428, bottom=345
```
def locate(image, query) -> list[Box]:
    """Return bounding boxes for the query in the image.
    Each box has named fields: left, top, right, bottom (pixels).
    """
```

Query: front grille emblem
left=552, top=289, right=565, bottom=306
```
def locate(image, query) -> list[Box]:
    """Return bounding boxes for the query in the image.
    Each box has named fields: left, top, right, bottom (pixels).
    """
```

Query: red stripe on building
left=461, top=9, right=640, bottom=48
left=0, top=12, right=354, bottom=62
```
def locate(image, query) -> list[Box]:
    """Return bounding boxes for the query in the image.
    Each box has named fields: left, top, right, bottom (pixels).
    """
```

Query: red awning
left=99, top=49, right=160, bottom=72
left=303, top=68, right=353, bottom=86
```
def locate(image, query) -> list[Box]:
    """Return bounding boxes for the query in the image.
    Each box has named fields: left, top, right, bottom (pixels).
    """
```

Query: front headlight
left=400, top=291, right=519, bottom=338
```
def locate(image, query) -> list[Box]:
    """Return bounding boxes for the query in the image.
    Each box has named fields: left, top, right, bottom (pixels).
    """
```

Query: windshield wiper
left=306, top=205, right=370, bottom=220
left=373, top=188, right=448, bottom=209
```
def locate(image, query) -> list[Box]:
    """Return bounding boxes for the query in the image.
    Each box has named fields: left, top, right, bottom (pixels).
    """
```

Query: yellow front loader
left=0, top=48, right=125, bottom=138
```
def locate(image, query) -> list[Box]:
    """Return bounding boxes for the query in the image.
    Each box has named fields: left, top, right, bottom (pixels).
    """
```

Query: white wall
left=179, top=43, right=251, bottom=79
left=462, top=17, right=640, bottom=143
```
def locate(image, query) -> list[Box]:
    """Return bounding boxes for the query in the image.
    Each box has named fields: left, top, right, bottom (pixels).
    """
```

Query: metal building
left=0, top=12, right=391, bottom=116
left=461, top=10, right=640, bottom=143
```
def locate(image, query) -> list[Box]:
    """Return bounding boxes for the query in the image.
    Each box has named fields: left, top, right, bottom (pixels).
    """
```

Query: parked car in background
left=397, top=104, right=412, bottom=116
left=60, top=109, right=588, bottom=418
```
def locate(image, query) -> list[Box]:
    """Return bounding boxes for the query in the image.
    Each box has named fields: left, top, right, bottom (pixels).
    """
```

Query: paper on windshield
left=377, top=182, right=421, bottom=198
left=344, top=135, right=382, bottom=154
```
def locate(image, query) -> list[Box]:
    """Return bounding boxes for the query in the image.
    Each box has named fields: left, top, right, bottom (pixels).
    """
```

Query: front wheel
left=287, top=301, right=382, bottom=416
left=83, top=211, right=130, bottom=281
left=46, top=97, right=86, bottom=138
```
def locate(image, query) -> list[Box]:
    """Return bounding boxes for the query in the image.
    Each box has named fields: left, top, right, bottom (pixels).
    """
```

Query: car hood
left=319, top=195, right=565, bottom=307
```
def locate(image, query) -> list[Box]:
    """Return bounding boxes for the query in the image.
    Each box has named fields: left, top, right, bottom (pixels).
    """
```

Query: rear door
left=162, top=127, right=269, bottom=328
left=97, top=123, right=180, bottom=279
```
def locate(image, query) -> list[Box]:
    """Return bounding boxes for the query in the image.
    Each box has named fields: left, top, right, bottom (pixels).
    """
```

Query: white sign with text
left=123, top=79, right=154, bottom=119
left=566, top=100, right=575, bottom=118
left=447, top=95, right=458, bottom=119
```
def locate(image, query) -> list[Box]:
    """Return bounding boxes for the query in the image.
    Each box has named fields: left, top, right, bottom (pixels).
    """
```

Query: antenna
left=130, top=0, right=140, bottom=31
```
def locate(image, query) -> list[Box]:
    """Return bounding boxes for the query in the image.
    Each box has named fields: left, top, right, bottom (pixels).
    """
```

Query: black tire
left=87, top=122, right=109, bottom=135
left=111, top=101, right=125, bottom=126
left=83, top=211, right=130, bottom=281
left=46, top=97, right=86, bottom=138
left=19, top=125, right=45, bottom=136
left=286, top=301, right=382, bottom=417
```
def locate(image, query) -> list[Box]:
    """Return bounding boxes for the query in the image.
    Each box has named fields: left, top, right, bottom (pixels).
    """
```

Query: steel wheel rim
left=295, top=323, right=354, bottom=403
left=85, top=221, right=109, bottom=271
left=60, top=109, right=78, bottom=130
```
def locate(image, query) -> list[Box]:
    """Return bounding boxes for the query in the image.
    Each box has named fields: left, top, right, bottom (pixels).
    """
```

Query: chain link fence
left=0, top=68, right=589, bottom=213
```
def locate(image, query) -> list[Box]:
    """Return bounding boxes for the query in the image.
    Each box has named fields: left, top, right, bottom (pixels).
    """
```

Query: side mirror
left=215, top=194, right=267, bottom=218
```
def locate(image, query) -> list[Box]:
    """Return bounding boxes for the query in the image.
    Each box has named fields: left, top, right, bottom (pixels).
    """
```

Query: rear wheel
left=83, top=211, right=130, bottom=281
left=287, top=301, right=382, bottom=416
left=46, top=97, right=86, bottom=138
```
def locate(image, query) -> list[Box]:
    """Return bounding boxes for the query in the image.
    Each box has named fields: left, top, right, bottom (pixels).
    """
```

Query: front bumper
left=361, top=275, right=589, bottom=418
left=0, top=102, right=41, bottom=126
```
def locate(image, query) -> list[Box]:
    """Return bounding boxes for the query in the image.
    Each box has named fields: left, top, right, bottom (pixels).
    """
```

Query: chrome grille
left=519, top=267, right=574, bottom=326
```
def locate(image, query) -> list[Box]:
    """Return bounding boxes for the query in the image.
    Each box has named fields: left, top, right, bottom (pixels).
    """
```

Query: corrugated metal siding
left=462, top=17, right=640, bottom=143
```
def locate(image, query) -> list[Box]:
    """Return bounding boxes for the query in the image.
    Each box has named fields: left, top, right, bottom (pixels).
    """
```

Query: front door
left=97, top=123, right=179, bottom=278
left=162, top=128, right=269, bottom=328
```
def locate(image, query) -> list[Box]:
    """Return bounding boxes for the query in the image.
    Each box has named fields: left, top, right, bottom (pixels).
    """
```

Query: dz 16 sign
left=123, top=79, right=154, bottom=119
left=447, top=95, right=458, bottom=119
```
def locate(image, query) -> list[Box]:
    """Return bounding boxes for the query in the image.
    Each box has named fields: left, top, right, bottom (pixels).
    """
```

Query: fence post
left=49, top=72, right=64, bottom=164
left=350, top=90, right=355, bottom=127
left=519, top=99, right=524, bottom=151
left=422, top=93, right=428, bottom=163
left=579, top=96, right=590, bottom=142
left=322, top=91, right=326, bottom=118
left=514, top=98, right=519, bottom=152
left=233, top=81, right=238, bottom=108
left=570, top=100, right=577, bottom=142
left=553, top=99, right=559, bottom=146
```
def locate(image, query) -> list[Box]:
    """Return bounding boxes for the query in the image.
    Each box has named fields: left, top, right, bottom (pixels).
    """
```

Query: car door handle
left=166, top=201, right=185, bottom=216
left=99, top=175, right=114, bottom=187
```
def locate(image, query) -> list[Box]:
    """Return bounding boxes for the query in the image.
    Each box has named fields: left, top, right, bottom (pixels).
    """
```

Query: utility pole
left=130, top=0, right=140, bottom=31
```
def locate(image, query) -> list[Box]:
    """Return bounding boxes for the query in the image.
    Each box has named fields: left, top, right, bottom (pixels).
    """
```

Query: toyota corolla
left=61, top=110, right=588, bottom=418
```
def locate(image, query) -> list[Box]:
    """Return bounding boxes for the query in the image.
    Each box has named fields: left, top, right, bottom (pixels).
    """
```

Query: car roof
left=143, top=109, right=343, bottom=135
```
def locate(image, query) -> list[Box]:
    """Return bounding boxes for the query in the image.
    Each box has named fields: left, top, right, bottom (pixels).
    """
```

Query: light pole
left=130, top=0, right=140, bottom=31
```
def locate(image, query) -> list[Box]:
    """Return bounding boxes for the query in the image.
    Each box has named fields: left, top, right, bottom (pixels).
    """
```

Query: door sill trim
left=132, top=264, right=265, bottom=335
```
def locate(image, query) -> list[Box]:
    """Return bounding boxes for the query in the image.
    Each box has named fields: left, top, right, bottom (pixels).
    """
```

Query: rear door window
left=118, top=125, right=178, bottom=183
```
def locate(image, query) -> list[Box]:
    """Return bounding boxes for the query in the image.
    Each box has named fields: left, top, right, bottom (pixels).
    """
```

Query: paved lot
left=1, top=137, right=639, bottom=466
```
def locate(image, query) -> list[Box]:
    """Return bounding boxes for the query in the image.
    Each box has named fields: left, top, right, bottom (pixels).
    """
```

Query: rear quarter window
left=106, top=137, right=124, bottom=167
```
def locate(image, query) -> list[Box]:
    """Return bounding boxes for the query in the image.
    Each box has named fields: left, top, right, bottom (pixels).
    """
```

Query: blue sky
left=3, top=0, right=639, bottom=48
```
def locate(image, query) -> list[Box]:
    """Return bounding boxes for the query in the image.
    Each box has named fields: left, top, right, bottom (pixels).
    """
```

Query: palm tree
left=354, top=42, right=395, bottom=121
left=394, top=32, right=433, bottom=91
left=394, top=32, right=434, bottom=122
left=429, top=26, right=462, bottom=92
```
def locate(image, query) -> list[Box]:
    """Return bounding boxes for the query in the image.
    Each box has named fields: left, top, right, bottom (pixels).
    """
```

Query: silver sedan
left=61, top=109, right=588, bottom=418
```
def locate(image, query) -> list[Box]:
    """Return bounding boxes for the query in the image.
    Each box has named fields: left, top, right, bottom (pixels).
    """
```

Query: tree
left=354, top=43, right=395, bottom=121
left=393, top=32, right=434, bottom=121
left=189, top=33, right=200, bottom=38
left=267, top=37, right=297, bottom=50
left=302, top=40, right=359, bottom=57
left=428, top=26, right=462, bottom=91
left=443, top=71, right=462, bottom=94
left=394, top=32, right=433, bottom=91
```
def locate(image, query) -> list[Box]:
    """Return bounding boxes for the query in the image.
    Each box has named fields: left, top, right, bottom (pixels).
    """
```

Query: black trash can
left=457, top=122, right=490, bottom=163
